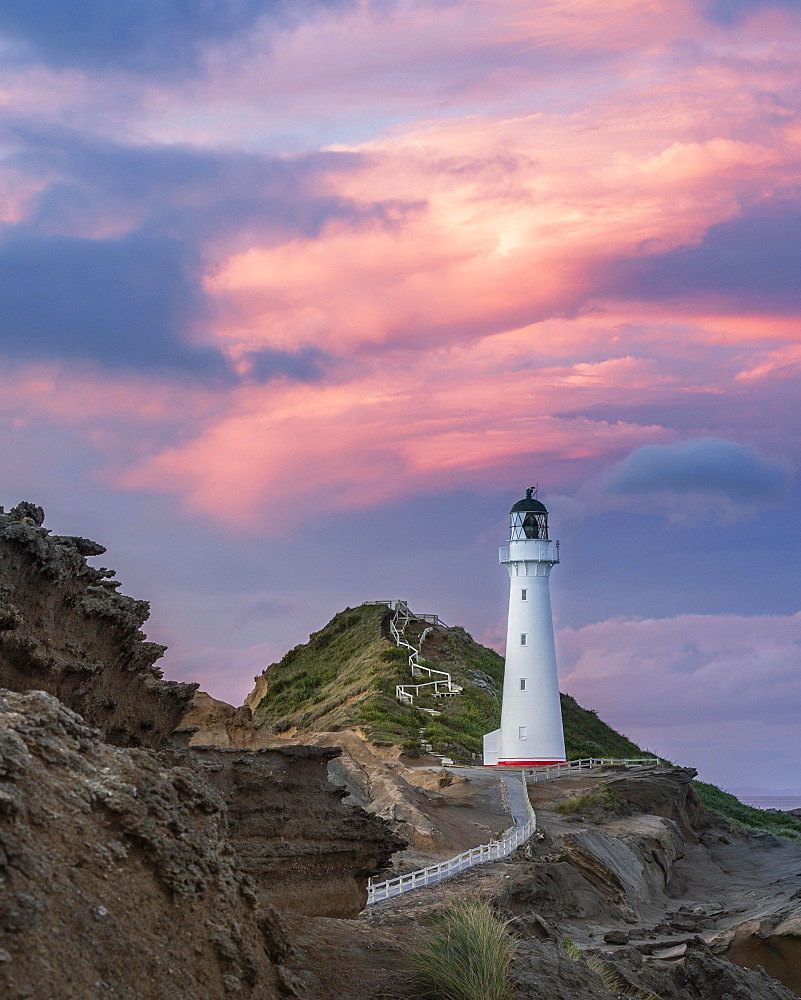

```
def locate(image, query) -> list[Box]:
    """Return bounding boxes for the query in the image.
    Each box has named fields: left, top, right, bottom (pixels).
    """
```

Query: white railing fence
left=367, top=773, right=536, bottom=905
left=364, top=599, right=462, bottom=707
left=366, top=758, right=661, bottom=906
left=526, top=757, right=660, bottom=782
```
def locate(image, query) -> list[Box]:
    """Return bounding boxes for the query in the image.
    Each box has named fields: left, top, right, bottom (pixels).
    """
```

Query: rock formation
left=0, top=689, right=292, bottom=1000
left=0, top=502, right=407, bottom=1000
left=176, top=700, right=507, bottom=853
left=178, top=691, right=259, bottom=748
left=168, top=740, right=404, bottom=917
left=0, top=503, right=196, bottom=748
left=297, top=765, right=801, bottom=1000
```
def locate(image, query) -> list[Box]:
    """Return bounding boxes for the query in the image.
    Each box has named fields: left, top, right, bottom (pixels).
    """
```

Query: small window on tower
left=520, top=678, right=526, bottom=691
left=519, top=726, right=527, bottom=740
left=521, top=589, right=527, bottom=601
left=520, top=633, right=527, bottom=646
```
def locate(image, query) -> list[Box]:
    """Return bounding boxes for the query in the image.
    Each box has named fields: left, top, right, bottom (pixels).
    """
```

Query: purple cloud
left=699, top=0, right=801, bottom=25
left=604, top=197, right=801, bottom=314
left=0, top=0, right=354, bottom=78
left=604, top=438, right=789, bottom=503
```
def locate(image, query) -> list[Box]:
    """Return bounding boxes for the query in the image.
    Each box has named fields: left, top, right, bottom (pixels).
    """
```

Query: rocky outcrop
left=174, top=699, right=492, bottom=852
left=300, top=730, right=445, bottom=846
left=0, top=689, right=294, bottom=1000
left=601, top=765, right=711, bottom=841
left=244, top=674, right=268, bottom=713
left=558, top=815, right=686, bottom=921
left=713, top=895, right=801, bottom=994
left=508, top=937, right=799, bottom=1000
left=178, top=691, right=259, bottom=748
left=168, top=741, right=405, bottom=918
left=0, top=502, right=196, bottom=748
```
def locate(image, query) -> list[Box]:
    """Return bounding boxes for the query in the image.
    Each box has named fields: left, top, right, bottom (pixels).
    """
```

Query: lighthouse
left=483, top=488, right=566, bottom=766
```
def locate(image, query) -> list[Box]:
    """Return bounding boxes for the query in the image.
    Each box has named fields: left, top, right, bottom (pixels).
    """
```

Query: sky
left=1, top=0, right=800, bottom=794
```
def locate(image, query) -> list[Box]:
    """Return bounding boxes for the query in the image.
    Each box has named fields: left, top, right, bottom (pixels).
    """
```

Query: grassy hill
left=692, top=781, right=801, bottom=841
left=250, top=603, right=647, bottom=760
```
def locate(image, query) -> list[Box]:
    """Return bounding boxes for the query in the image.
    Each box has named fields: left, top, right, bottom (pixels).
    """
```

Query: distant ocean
left=739, top=796, right=801, bottom=812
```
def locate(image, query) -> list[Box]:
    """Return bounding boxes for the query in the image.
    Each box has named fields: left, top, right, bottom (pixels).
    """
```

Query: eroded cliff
left=168, top=740, right=404, bottom=917
left=0, top=501, right=406, bottom=998
left=0, top=689, right=295, bottom=1000
left=0, top=502, right=196, bottom=748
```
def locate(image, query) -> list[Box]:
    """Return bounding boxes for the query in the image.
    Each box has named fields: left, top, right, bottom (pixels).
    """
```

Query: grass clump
left=693, top=781, right=801, bottom=841
left=562, top=937, right=659, bottom=1000
left=554, top=783, right=625, bottom=818
left=409, top=898, right=515, bottom=1000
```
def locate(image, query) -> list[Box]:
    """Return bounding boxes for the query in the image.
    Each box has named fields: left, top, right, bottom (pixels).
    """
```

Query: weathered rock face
left=0, top=689, right=295, bottom=1000
left=715, top=895, right=801, bottom=994
left=168, top=741, right=405, bottom=918
left=601, top=765, right=710, bottom=841
left=508, top=937, right=800, bottom=1000
left=0, top=502, right=196, bottom=748
left=558, top=815, right=686, bottom=921
left=178, top=691, right=259, bottom=748
left=175, top=701, right=500, bottom=853
left=300, top=730, right=447, bottom=847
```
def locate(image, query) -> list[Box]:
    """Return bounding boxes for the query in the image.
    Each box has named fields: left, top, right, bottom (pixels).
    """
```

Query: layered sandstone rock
left=178, top=691, right=258, bottom=748
left=168, top=741, right=405, bottom=918
left=175, top=700, right=499, bottom=852
left=0, top=689, right=293, bottom=1000
left=0, top=502, right=196, bottom=748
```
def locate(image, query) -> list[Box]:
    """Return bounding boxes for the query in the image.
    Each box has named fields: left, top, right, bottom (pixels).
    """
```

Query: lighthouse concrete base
left=482, top=728, right=500, bottom=766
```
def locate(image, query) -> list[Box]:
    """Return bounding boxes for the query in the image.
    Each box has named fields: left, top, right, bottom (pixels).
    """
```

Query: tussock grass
left=554, top=783, right=624, bottom=817
left=408, top=898, right=515, bottom=1000
left=562, top=937, right=660, bottom=1000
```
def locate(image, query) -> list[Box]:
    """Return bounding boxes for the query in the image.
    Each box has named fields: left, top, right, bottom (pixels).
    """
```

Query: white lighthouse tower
left=483, top=488, right=566, bottom=766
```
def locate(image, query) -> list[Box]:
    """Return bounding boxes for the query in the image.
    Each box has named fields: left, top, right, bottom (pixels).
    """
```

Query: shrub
left=408, top=898, right=514, bottom=1000
left=554, top=784, right=623, bottom=817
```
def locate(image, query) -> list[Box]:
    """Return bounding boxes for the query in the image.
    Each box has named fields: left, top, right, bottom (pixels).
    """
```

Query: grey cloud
left=604, top=438, right=789, bottom=502
left=0, top=0, right=354, bottom=78
left=0, top=232, right=226, bottom=377
left=602, top=197, right=801, bottom=314
left=699, top=0, right=801, bottom=25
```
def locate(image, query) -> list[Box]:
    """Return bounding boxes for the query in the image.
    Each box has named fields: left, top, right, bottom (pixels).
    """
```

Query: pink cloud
left=2, top=0, right=801, bottom=535
left=198, top=99, right=801, bottom=366
left=559, top=611, right=801, bottom=728
left=735, top=343, right=801, bottom=381
left=115, top=359, right=669, bottom=525
left=558, top=611, right=801, bottom=784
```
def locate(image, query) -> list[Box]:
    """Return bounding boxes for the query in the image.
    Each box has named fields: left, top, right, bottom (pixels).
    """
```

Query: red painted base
left=485, top=759, right=567, bottom=767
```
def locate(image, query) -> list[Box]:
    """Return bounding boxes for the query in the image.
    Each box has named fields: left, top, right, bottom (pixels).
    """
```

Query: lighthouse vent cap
left=510, top=496, right=548, bottom=514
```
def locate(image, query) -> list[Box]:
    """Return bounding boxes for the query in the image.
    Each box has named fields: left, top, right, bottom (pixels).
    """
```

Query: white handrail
left=367, top=772, right=536, bottom=905
left=365, top=758, right=660, bottom=906
left=374, top=600, right=462, bottom=706
left=527, top=757, right=660, bottom=782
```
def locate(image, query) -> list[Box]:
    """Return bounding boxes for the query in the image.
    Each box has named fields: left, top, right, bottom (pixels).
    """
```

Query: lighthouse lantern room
left=483, top=488, right=566, bottom=767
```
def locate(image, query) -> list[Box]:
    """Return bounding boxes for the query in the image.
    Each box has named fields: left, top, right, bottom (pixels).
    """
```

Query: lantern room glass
left=510, top=510, right=549, bottom=540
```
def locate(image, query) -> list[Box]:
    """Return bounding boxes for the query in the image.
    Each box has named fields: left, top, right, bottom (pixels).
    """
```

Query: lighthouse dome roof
left=510, top=491, right=548, bottom=514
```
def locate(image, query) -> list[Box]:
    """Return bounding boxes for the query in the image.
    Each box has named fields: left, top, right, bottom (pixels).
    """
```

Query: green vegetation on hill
left=252, top=602, right=648, bottom=760
left=693, top=780, right=801, bottom=841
